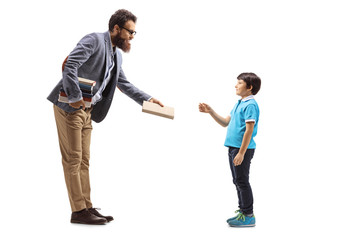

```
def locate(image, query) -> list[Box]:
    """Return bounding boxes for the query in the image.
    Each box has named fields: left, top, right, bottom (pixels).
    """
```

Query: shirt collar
left=106, top=31, right=116, bottom=57
left=241, top=95, right=254, bottom=102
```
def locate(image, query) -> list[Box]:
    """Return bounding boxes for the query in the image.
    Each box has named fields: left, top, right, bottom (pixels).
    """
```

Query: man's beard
left=113, top=33, right=131, bottom=52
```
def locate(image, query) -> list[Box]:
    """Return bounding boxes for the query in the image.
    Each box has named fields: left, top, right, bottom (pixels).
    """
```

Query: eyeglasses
left=121, top=26, right=137, bottom=36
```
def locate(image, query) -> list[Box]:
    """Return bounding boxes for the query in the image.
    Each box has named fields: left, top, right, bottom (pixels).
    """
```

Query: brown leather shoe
left=88, top=208, right=114, bottom=222
left=71, top=209, right=107, bottom=225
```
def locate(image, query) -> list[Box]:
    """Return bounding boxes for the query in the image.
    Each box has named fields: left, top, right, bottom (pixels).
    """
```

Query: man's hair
left=237, top=72, right=261, bottom=95
left=109, top=9, right=137, bottom=32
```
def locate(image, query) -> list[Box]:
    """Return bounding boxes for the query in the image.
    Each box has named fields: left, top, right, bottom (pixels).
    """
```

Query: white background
left=1, top=0, right=359, bottom=239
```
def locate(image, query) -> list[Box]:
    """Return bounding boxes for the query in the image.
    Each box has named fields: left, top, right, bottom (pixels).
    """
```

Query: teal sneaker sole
left=228, top=223, right=256, bottom=227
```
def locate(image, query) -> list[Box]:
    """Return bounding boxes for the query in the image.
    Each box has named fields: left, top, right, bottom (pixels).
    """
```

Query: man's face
left=112, top=20, right=136, bottom=52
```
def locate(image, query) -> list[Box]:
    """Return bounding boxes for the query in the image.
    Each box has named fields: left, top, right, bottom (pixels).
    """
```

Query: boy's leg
left=228, top=147, right=238, bottom=183
left=229, top=148, right=255, bottom=215
left=228, top=147, right=244, bottom=211
left=54, top=105, right=90, bottom=212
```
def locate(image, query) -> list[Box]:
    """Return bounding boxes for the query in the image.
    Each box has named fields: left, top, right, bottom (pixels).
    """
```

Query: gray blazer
left=47, top=31, right=151, bottom=123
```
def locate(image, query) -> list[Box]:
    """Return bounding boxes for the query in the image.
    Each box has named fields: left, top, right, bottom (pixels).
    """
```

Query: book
left=79, top=83, right=94, bottom=92
left=142, top=101, right=174, bottom=120
left=59, top=91, right=92, bottom=102
left=58, top=77, right=95, bottom=108
left=78, top=77, right=96, bottom=86
left=58, top=96, right=92, bottom=108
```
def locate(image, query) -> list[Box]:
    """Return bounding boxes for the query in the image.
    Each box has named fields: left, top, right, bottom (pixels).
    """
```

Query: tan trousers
left=53, top=105, right=93, bottom=212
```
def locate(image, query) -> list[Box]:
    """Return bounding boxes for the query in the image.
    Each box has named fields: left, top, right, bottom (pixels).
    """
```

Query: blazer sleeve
left=117, top=66, right=152, bottom=105
left=62, top=33, right=98, bottom=103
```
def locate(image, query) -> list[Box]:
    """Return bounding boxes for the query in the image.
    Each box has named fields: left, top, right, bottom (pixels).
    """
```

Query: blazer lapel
left=104, top=31, right=113, bottom=80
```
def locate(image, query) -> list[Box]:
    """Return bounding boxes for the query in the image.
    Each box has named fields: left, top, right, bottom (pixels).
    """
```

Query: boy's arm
left=199, top=103, right=230, bottom=127
left=233, top=122, right=255, bottom=166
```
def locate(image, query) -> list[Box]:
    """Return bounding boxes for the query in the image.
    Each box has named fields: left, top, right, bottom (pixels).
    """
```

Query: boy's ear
left=247, top=85, right=253, bottom=92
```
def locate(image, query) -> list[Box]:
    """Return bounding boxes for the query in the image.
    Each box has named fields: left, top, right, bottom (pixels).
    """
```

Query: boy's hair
left=237, top=72, right=261, bottom=95
left=109, top=9, right=137, bottom=32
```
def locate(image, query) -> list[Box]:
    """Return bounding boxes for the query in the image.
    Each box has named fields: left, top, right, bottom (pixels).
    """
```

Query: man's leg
left=53, top=105, right=107, bottom=224
left=54, top=105, right=88, bottom=212
left=80, top=107, right=93, bottom=209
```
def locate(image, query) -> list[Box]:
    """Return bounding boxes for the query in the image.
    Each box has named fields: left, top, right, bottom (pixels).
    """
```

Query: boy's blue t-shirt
left=224, top=96, right=259, bottom=149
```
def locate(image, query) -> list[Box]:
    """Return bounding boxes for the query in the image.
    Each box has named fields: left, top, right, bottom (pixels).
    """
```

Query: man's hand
left=233, top=152, right=245, bottom=166
left=69, top=99, right=86, bottom=109
left=149, top=98, right=164, bottom=107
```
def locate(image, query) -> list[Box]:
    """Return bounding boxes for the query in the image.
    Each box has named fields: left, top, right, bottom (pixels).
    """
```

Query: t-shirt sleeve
left=244, top=104, right=257, bottom=123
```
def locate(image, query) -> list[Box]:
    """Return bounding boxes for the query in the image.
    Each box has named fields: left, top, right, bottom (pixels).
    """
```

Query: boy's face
left=235, top=79, right=252, bottom=97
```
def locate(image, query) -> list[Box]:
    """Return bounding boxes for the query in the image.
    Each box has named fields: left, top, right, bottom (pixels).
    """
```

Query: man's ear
left=110, top=24, right=117, bottom=33
left=113, top=24, right=120, bottom=33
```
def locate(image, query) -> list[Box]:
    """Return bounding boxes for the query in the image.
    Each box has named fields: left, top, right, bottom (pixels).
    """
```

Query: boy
left=199, top=72, right=261, bottom=227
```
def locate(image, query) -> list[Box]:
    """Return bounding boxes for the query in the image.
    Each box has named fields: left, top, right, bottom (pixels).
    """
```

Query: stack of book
left=58, top=77, right=96, bottom=108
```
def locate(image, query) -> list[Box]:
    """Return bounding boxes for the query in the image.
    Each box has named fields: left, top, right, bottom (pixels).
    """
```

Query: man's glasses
left=121, top=26, right=137, bottom=36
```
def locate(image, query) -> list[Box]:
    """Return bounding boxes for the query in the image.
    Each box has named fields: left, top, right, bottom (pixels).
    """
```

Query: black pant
left=228, top=147, right=255, bottom=215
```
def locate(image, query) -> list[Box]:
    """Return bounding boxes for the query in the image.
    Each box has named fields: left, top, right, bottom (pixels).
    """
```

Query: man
left=47, top=9, right=163, bottom=225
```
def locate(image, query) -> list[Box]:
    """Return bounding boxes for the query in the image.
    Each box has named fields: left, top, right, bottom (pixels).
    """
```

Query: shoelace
left=234, top=210, right=255, bottom=221
left=89, top=208, right=101, bottom=214
left=235, top=212, right=246, bottom=222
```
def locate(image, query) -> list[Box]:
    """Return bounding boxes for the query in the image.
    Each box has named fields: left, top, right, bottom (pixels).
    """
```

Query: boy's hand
left=233, top=152, right=244, bottom=166
left=199, top=103, right=212, bottom=113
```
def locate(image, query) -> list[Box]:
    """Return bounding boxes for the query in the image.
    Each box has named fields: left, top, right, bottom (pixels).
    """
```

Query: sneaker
left=228, top=212, right=255, bottom=227
left=226, top=209, right=242, bottom=223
